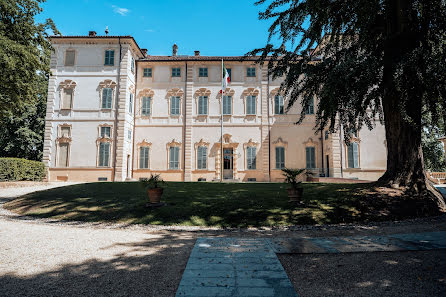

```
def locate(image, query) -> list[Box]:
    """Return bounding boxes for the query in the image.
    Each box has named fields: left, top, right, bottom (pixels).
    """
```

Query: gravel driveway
left=1, top=183, right=445, bottom=297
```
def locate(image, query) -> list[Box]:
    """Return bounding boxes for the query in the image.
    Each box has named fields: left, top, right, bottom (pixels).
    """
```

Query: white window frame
left=246, top=95, right=256, bottom=115
left=197, top=146, right=207, bottom=170
left=198, top=96, right=208, bottom=115
left=139, top=146, right=150, bottom=169
left=170, top=96, right=181, bottom=116
left=223, top=95, right=232, bottom=115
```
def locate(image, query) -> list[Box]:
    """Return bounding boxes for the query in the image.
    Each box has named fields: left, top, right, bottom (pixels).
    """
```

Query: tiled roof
left=140, top=55, right=269, bottom=62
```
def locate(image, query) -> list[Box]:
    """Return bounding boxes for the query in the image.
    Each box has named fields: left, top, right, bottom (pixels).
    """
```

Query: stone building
left=43, top=32, right=387, bottom=182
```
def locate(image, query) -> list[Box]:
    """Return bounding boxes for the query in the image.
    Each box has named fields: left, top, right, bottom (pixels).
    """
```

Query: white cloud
left=112, top=5, right=130, bottom=16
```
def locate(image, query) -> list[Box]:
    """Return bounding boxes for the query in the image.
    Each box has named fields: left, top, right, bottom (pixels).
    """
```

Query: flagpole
left=220, top=59, right=224, bottom=182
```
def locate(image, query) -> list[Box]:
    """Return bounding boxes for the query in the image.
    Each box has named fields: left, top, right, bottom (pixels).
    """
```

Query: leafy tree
left=250, top=0, right=446, bottom=210
left=422, top=110, right=445, bottom=172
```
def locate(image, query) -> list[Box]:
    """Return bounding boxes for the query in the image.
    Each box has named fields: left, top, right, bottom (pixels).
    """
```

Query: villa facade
left=43, top=32, right=388, bottom=182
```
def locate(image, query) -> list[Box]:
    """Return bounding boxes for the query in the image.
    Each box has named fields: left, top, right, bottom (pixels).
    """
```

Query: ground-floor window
left=247, top=146, right=256, bottom=170
left=306, top=146, right=316, bottom=169
left=348, top=142, right=359, bottom=168
left=139, top=147, right=150, bottom=169
left=197, top=146, right=207, bottom=169
left=275, top=146, right=285, bottom=169
left=58, top=143, right=69, bottom=167
left=169, top=146, right=180, bottom=169
left=98, top=142, right=110, bottom=167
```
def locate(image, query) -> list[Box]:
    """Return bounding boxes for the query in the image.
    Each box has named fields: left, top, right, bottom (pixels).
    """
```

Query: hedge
left=0, top=158, right=46, bottom=181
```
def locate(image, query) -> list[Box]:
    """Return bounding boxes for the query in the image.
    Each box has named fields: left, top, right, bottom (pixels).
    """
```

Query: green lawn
left=4, top=182, right=417, bottom=227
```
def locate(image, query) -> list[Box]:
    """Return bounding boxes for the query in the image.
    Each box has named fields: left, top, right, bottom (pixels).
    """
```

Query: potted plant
left=281, top=168, right=306, bottom=203
left=140, top=174, right=165, bottom=204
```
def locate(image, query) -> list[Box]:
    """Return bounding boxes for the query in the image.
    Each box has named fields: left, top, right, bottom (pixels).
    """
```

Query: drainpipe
left=267, top=70, right=271, bottom=182
left=112, top=37, right=122, bottom=182
left=339, top=123, right=344, bottom=178
left=131, top=55, right=138, bottom=179
left=320, top=129, right=324, bottom=177
left=183, top=61, right=188, bottom=181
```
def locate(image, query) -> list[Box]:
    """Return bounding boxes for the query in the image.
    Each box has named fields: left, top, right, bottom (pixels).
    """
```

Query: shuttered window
left=246, top=96, right=256, bottom=115
left=348, top=142, right=359, bottom=168
left=143, top=68, right=152, bottom=77
left=129, top=94, right=133, bottom=114
left=142, top=97, right=151, bottom=116
left=275, top=147, right=285, bottom=169
left=139, top=147, right=149, bottom=169
left=305, top=147, right=316, bottom=169
left=102, top=88, right=113, bottom=109
left=65, top=50, right=75, bottom=66
left=306, top=97, right=314, bottom=114
left=199, top=68, right=208, bottom=77
left=198, top=96, right=208, bottom=115
left=104, top=50, right=115, bottom=66
left=172, top=67, right=181, bottom=77
left=274, top=95, right=284, bottom=114
left=247, top=67, right=256, bottom=77
left=247, top=147, right=256, bottom=170
left=99, top=142, right=110, bottom=167
left=100, top=126, right=111, bottom=138
left=197, top=146, right=207, bottom=169
left=169, top=147, right=180, bottom=169
left=58, top=143, right=69, bottom=167
left=61, top=88, right=73, bottom=109
left=170, top=96, right=180, bottom=115
left=223, top=96, right=232, bottom=115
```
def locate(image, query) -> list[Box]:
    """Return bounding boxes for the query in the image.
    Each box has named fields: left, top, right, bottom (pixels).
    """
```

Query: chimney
left=172, top=43, right=178, bottom=56
left=89, top=31, right=97, bottom=37
left=141, top=48, right=148, bottom=57
left=194, top=50, right=200, bottom=56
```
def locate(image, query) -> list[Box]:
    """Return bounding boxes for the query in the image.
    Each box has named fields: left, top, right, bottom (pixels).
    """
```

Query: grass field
left=3, top=181, right=417, bottom=227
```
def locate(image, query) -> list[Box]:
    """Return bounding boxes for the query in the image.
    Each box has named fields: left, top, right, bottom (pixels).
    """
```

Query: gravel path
left=1, top=183, right=446, bottom=297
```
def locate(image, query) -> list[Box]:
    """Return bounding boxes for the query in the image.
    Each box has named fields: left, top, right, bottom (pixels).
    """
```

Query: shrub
left=0, top=158, right=45, bottom=181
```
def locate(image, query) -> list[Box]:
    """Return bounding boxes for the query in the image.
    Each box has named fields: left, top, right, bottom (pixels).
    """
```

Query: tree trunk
left=379, top=0, right=445, bottom=212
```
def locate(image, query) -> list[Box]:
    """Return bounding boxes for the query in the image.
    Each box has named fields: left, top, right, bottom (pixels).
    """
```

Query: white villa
left=43, top=32, right=387, bottom=182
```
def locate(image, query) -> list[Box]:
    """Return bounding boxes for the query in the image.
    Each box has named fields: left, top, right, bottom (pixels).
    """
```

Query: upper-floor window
left=199, top=67, right=208, bottom=77
left=223, top=95, right=232, bottom=115
left=61, top=88, right=73, bottom=110
left=129, top=93, right=133, bottom=114
left=305, top=97, right=314, bottom=114
left=100, top=126, right=111, bottom=138
left=172, top=67, right=181, bottom=77
left=247, top=67, right=256, bottom=77
left=170, top=96, right=181, bottom=115
left=325, top=131, right=329, bottom=140
left=128, top=129, right=132, bottom=140
left=102, top=88, right=113, bottom=109
left=143, top=68, right=152, bottom=77
left=139, top=147, right=150, bottom=169
left=104, top=50, right=115, bottom=66
left=197, top=146, right=207, bottom=169
left=347, top=142, right=359, bottom=168
left=131, top=57, right=135, bottom=73
left=246, top=96, right=256, bottom=115
left=98, top=142, right=110, bottom=167
left=247, top=146, right=256, bottom=170
left=65, top=50, right=75, bottom=66
left=305, top=146, right=316, bottom=169
left=142, top=96, right=151, bottom=116
left=275, top=147, right=285, bottom=169
left=169, top=146, right=180, bottom=170
left=198, top=96, right=208, bottom=115
left=274, top=95, right=284, bottom=114
left=60, top=126, right=71, bottom=137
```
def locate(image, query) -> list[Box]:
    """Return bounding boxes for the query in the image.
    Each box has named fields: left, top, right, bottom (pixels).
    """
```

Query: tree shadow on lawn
left=4, top=182, right=428, bottom=227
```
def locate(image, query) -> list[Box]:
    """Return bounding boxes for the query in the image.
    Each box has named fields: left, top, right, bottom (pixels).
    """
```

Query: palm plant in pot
left=281, top=168, right=306, bottom=203
left=140, top=174, right=165, bottom=204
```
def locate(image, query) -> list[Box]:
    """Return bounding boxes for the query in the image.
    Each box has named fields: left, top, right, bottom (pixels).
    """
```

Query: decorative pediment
left=194, top=88, right=211, bottom=97
left=270, top=87, right=286, bottom=97
left=303, top=137, right=317, bottom=146
left=137, top=139, right=152, bottom=147
left=166, top=139, right=181, bottom=149
left=223, top=134, right=232, bottom=144
left=242, top=88, right=260, bottom=97
left=129, top=84, right=135, bottom=94
left=59, top=80, right=77, bottom=89
left=99, top=79, right=117, bottom=88
left=243, top=139, right=259, bottom=149
left=138, top=88, right=154, bottom=98
left=167, top=88, right=184, bottom=97
left=194, top=139, right=210, bottom=149
left=273, top=137, right=288, bottom=147
left=216, top=88, right=235, bottom=99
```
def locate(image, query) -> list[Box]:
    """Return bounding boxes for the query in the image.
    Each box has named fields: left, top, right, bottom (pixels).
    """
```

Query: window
left=170, top=96, right=181, bottom=115
left=199, top=68, right=208, bottom=77
left=128, top=129, right=132, bottom=140
left=140, top=147, right=149, bottom=169
left=104, top=50, right=115, bottom=66
left=65, top=50, right=75, bottom=66
left=306, top=147, right=316, bottom=169
left=61, top=88, right=73, bottom=109
left=325, top=131, right=329, bottom=140
left=223, top=96, right=232, bottom=115
left=274, top=95, right=284, bottom=114
left=197, top=146, right=207, bottom=169
left=60, top=126, right=71, bottom=137
left=129, top=94, right=133, bottom=114
left=198, top=96, right=208, bottom=115
left=227, top=68, right=232, bottom=81
left=98, top=142, right=110, bottom=167
left=58, top=143, right=69, bottom=167
left=100, top=126, right=111, bottom=138
left=131, top=57, right=135, bottom=73
left=348, top=142, right=359, bottom=168
left=247, top=147, right=256, bottom=170
left=305, top=97, right=314, bottom=114
left=169, top=146, right=180, bottom=169
left=142, top=97, right=151, bottom=116
left=275, top=147, right=285, bottom=169
left=247, top=67, right=256, bottom=77
left=143, top=68, right=152, bottom=77
left=246, top=96, right=256, bottom=115
left=172, top=67, right=181, bottom=77
left=102, top=88, right=113, bottom=109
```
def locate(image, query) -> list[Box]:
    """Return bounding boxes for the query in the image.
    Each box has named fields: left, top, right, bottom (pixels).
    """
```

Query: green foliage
left=0, top=157, right=45, bottom=181
left=281, top=168, right=306, bottom=189
left=140, top=174, right=165, bottom=189
left=0, top=0, right=58, bottom=114
left=422, top=110, right=445, bottom=172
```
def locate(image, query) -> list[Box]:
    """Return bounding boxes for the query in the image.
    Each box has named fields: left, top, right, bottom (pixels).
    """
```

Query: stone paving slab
left=175, top=238, right=298, bottom=297
left=268, top=231, right=446, bottom=254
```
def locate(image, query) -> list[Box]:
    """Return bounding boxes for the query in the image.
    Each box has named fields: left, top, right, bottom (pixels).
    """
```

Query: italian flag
left=222, top=61, right=230, bottom=92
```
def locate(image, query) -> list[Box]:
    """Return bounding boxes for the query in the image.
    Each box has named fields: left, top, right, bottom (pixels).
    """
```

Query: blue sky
left=37, top=0, right=278, bottom=56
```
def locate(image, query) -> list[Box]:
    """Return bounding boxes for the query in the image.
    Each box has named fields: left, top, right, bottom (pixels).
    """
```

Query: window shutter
left=65, top=50, right=75, bottom=66
left=58, top=143, right=69, bottom=167
left=274, top=96, right=279, bottom=114
left=62, top=89, right=73, bottom=109
left=348, top=144, right=354, bottom=168
left=353, top=143, right=359, bottom=168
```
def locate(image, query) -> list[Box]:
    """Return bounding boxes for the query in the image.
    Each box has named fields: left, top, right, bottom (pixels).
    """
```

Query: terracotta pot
left=147, top=187, right=163, bottom=204
left=288, top=187, right=303, bottom=203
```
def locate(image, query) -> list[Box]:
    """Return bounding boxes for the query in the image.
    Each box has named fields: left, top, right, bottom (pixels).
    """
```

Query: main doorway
left=223, top=148, right=233, bottom=179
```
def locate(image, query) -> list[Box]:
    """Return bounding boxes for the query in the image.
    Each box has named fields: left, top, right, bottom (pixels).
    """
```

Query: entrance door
left=223, top=148, right=233, bottom=179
